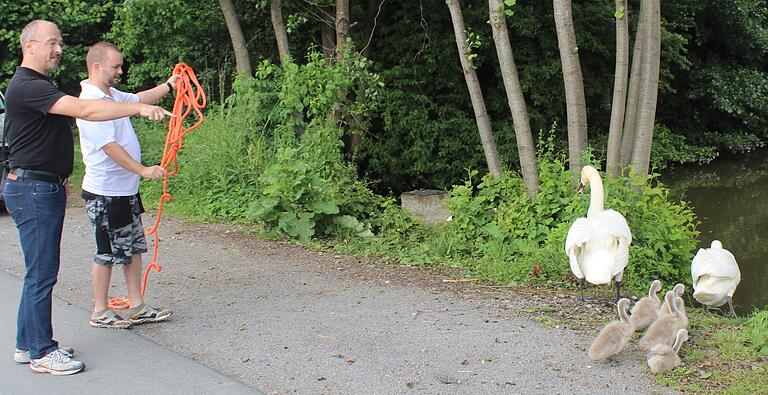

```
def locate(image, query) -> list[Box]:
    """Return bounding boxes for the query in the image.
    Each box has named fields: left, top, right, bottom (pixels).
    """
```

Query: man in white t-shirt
left=76, top=42, right=173, bottom=329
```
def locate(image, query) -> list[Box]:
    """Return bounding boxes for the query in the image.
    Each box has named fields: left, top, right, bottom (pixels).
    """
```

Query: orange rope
left=109, top=63, right=207, bottom=310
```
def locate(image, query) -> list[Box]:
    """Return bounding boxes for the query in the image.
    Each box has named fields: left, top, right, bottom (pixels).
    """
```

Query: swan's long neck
left=672, top=330, right=688, bottom=352
left=586, top=171, right=605, bottom=216
left=618, top=299, right=631, bottom=323
left=663, top=291, right=677, bottom=316
left=648, top=280, right=661, bottom=303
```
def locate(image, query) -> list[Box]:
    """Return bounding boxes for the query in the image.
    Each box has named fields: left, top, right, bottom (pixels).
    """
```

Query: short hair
left=86, top=41, right=121, bottom=69
left=20, top=20, right=58, bottom=48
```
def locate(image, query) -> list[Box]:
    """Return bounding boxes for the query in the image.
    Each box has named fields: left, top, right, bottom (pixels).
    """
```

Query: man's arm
left=137, top=75, right=177, bottom=105
left=101, top=142, right=165, bottom=180
left=49, top=95, right=172, bottom=122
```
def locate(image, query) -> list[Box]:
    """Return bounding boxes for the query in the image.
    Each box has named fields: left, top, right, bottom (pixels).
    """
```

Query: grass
left=656, top=308, right=767, bottom=394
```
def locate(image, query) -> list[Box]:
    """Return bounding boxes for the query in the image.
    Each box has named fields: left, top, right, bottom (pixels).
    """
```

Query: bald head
left=86, top=41, right=121, bottom=70
left=19, top=20, right=63, bottom=74
left=20, top=20, right=59, bottom=48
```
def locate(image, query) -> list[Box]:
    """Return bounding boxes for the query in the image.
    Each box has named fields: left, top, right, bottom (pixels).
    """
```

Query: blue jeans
left=3, top=176, right=66, bottom=359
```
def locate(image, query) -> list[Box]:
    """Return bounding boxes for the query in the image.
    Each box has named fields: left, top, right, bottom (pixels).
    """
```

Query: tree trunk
left=488, top=0, right=538, bottom=198
left=335, top=0, right=350, bottom=62
left=553, top=0, right=588, bottom=174
left=218, top=0, right=251, bottom=76
left=606, top=0, right=629, bottom=179
left=619, top=0, right=649, bottom=172
left=321, top=24, right=335, bottom=63
left=446, top=0, right=503, bottom=178
left=270, top=0, right=290, bottom=66
left=630, top=0, right=660, bottom=181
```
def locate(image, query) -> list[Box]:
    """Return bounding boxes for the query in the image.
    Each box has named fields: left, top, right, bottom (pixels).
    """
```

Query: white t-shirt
left=76, top=80, right=142, bottom=196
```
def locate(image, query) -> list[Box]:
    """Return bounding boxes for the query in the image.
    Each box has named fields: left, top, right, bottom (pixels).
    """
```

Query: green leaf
left=333, top=215, right=364, bottom=232
left=278, top=212, right=315, bottom=242
left=614, top=7, right=625, bottom=19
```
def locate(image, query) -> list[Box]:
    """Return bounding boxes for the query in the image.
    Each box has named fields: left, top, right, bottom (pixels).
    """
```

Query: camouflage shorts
left=82, top=191, right=148, bottom=267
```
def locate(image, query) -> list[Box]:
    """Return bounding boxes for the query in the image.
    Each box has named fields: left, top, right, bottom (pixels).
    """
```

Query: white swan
left=565, top=166, right=632, bottom=301
left=630, top=280, right=662, bottom=330
left=588, top=298, right=634, bottom=360
left=691, top=240, right=741, bottom=317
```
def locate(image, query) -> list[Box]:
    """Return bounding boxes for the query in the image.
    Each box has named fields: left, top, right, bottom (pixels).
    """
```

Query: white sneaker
left=14, top=346, right=75, bottom=364
left=29, top=349, right=85, bottom=375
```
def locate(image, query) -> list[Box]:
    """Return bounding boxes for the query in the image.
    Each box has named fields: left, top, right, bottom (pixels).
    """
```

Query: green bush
left=138, top=51, right=382, bottom=243
left=340, top=127, right=701, bottom=293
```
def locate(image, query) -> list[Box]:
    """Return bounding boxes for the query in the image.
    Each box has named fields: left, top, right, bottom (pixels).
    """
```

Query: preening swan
left=659, top=283, right=685, bottom=318
left=565, top=166, right=632, bottom=301
left=647, top=329, right=689, bottom=373
left=588, top=298, right=634, bottom=360
left=630, top=280, right=662, bottom=331
left=639, top=292, right=688, bottom=350
left=691, top=240, right=741, bottom=318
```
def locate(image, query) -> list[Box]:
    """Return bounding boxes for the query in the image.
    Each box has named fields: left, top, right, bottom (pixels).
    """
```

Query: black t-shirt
left=5, top=66, right=73, bottom=177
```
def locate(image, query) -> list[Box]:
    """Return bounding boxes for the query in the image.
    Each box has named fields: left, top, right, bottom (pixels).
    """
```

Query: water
left=662, top=149, right=768, bottom=315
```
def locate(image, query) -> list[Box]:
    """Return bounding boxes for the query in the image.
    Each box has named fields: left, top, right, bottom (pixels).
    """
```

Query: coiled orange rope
left=109, top=63, right=206, bottom=310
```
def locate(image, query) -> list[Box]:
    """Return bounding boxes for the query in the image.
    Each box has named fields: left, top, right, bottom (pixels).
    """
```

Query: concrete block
left=400, top=189, right=450, bottom=226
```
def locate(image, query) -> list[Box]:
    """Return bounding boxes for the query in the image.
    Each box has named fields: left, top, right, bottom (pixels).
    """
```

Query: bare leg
left=124, top=254, right=144, bottom=308
left=92, top=263, right=113, bottom=312
left=579, top=278, right=598, bottom=302
left=727, top=296, right=737, bottom=318
left=614, top=281, right=622, bottom=303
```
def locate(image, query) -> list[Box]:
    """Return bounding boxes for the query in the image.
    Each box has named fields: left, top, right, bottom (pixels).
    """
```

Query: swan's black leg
left=579, top=279, right=598, bottom=302
left=614, top=280, right=622, bottom=303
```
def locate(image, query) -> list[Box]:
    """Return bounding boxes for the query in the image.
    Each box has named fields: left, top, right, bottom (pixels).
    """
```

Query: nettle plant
left=238, top=51, right=381, bottom=242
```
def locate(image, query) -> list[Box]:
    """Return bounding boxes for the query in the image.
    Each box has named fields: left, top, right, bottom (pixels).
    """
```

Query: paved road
left=0, top=270, right=258, bottom=394
left=0, top=208, right=673, bottom=394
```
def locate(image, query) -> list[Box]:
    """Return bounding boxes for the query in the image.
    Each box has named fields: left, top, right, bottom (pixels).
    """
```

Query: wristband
left=166, top=82, right=174, bottom=92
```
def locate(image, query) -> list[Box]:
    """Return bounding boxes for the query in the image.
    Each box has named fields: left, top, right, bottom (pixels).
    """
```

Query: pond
left=662, top=149, right=768, bottom=315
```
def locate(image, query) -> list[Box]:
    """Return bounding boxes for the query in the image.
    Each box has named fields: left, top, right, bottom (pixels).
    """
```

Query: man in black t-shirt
left=2, top=19, right=172, bottom=376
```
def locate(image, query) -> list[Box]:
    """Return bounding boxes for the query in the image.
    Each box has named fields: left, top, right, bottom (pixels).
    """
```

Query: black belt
left=10, top=168, right=67, bottom=185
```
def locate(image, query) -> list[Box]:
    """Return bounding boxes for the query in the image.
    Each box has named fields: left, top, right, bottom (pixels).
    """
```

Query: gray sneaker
left=90, top=309, right=132, bottom=329
left=128, top=304, right=172, bottom=325
left=29, top=349, right=85, bottom=375
left=14, top=347, right=75, bottom=364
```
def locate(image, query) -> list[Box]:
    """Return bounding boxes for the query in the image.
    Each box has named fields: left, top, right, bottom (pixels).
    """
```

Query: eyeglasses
left=29, top=39, right=65, bottom=50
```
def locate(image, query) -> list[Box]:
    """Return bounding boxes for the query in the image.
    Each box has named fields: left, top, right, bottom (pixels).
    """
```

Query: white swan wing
left=565, top=217, right=592, bottom=279
left=692, top=248, right=740, bottom=284
left=593, top=209, right=632, bottom=244
left=591, top=210, right=632, bottom=279
left=691, top=247, right=741, bottom=291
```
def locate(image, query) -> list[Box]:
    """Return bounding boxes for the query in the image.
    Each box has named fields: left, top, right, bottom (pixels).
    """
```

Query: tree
left=446, top=0, right=503, bottom=178
left=335, top=0, right=349, bottom=62
left=488, top=0, right=539, bottom=198
left=629, top=0, right=660, bottom=180
left=218, top=0, right=251, bottom=76
left=271, top=0, right=290, bottom=65
left=553, top=0, right=588, bottom=173
left=606, top=0, right=629, bottom=179
left=618, top=0, right=648, bottom=173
